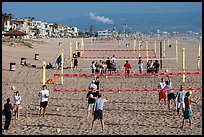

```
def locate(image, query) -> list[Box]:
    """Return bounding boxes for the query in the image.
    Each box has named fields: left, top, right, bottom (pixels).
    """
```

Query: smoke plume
left=89, top=12, right=114, bottom=24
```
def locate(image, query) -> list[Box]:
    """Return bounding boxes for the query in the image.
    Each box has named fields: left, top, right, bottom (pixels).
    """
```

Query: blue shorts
left=184, top=108, right=193, bottom=120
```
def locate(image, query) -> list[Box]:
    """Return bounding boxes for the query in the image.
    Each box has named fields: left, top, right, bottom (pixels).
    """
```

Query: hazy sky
left=2, top=2, right=202, bottom=21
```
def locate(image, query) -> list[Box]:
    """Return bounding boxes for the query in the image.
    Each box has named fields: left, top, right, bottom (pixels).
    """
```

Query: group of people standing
left=3, top=91, right=22, bottom=130
left=91, top=55, right=116, bottom=74
left=3, top=85, right=50, bottom=131
left=137, top=58, right=160, bottom=74
left=158, top=75, right=200, bottom=129
left=86, top=76, right=108, bottom=130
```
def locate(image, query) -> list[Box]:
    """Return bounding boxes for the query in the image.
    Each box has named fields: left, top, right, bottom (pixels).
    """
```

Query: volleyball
left=45, top=93, right=49, bottom=98
left=57, top=128, right=60, bottom=133
left=11, top=85, right=16, bottom=90
left=165, top=69, right=169, bottom=72
left=36, top=106, right=40, bottom=110
left=89, top=94, right=93, bottom=98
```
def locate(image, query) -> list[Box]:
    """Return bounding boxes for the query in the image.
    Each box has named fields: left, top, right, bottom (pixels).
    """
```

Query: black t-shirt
left=74, top=58, right=78, bottom=64
left=153, top=62, right=159, bottom=69
left=106, top=60, right=112, bottom=68
left=86, top=91, right=99, bottom=104
left=94, top=81, right=100, bottom=90
left=4, top=103, right=12, bottom=115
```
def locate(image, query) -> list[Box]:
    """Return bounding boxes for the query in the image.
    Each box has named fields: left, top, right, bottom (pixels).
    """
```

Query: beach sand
left=2, top=37, right=202, bottom=135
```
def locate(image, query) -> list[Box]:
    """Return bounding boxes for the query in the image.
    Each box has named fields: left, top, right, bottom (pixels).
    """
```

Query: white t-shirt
left=138, top=63, right=143, bottom=70
left=88, top=83, right=97, bottom=90
left=150, top=62, right=154, bottom=68
left=159, top=82, right=166, bottom=89
left=176, top=90, right=187, bottom=103
left=91, top=64, right=96, bottom=69
left=164, top=82, right=173, bottom=94
left=112, top=57, right=116, bottom=62
left=40, top=89, right=49, bottom=102
left=14, top=95, right=21, bottom=105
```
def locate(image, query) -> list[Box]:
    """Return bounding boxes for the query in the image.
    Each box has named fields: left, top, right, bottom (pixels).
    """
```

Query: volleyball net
left=77, top=49, right=156, bottom=59
left=53, top=71, right=202, bottom=92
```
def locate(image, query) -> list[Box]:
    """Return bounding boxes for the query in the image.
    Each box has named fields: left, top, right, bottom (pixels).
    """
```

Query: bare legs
left=15, top=107, right=20, bottom=120
left=181, top=119, right=192, bottom=129
left=39, top=107, right=47, bottom=117
left=87, top=111, right=91, bottom=119
left=91, top=119, right=104, bottom=130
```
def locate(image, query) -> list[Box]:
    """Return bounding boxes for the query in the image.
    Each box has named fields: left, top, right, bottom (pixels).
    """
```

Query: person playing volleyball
left=157, top=77, right=166, bottom=107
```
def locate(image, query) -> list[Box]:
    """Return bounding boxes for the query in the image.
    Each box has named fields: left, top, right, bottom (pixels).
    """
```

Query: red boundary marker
left=78, top=49, right=156, bottom=59
left=77, top=55, right=156, bottom=59
left=80, top=49, right=155, bottom=52
left=53, top=87, right=202, bottom=92
left=54, top=71, right=202, bottom=77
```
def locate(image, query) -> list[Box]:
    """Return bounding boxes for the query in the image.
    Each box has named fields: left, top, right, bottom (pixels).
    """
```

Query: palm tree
left=2, top=13, right=14, bottom=20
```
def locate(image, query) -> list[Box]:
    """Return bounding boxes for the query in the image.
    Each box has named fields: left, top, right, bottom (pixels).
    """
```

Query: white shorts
left=177, top=102, right=185, bottom=109
left=88, top=103, right=94, bottom=111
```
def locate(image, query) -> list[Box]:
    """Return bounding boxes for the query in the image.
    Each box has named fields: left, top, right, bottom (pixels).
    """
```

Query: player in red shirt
left=124, top=60, right=131, bottom=77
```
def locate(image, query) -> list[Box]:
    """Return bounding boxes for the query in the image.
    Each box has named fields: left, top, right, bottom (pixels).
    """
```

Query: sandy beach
left=2, top=37, right=202, bottom=135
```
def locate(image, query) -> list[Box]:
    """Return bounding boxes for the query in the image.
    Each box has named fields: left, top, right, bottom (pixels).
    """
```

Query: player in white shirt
left=13, top=91, right=21, bottom=120
left=38, top=85, right=49, bottom=117
left=158, top=77, right=167, bottom=106
left=175, top=85, right=187, bottom=116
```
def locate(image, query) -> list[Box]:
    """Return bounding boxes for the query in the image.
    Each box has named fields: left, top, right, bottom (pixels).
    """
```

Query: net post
left=182, top=48, right=186, bottom=82
left=42, top=61, right=46, bottom=85
left=70, top=42, right=73, bottom=68
left=176, top=40, right=178, bottom=63
left=61, top=50, right=64, bottom=85
left=163, top=40, right=166, bottom=58
left=160, top=41, right=163, bottom=70
left=139, top=40, right=141, bottom=57
left=81, top=38, right=83, bottom=56
left=75, top=40, right=78, bottom=53
left=197, top=43, right=201, bottom=70
left=154, top=40, right=156, bottom=54
left=133, top=40, right=136, bottom=55
left=146, top=41, right=148, bottom=62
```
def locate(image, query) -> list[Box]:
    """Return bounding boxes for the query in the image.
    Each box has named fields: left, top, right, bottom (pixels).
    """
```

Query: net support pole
left=75, top=40, right=78, bottom=53
left=146, top=41, right=148, bottom=62
left=176, top=40, right=178, bottom=63
left=70, top=42, right=73, bottom=68
left=182, top=48, right=186, bottom=82
left=133, top=40, right=136, bottom=55
left=163, top=40, right=166, bottom=58
left=139, top=40, right=141, bottom=57
left=154, top=40, right=156, bottom=54
left=167, top=39, right=169, bottom=48
left=61, top=50, right=64, bottom=85
left=42, top=61, right=46, bottom=85
left=80, top=38, right=83, bottom=57
left=82, top=38, right=84, bottom=55
left=119, top=39, right=121, bottom=46
left=160, top=41, right=163, bottom=70
left=197, top=43, right=201, bottom=70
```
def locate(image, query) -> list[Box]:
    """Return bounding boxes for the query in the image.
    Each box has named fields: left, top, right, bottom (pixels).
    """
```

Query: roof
left=2, top=20, right=21, bottom=25
left=4, top=30, right=28, bottom=36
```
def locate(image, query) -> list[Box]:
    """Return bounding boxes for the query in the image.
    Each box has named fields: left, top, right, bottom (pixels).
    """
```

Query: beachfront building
left=2, top=20, right=21, bottom=32
left=15, top=18, right=36, bottom=39
left=2, top=17, right=79, bottom=39
left=96, top=30, right=112, bottom=38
